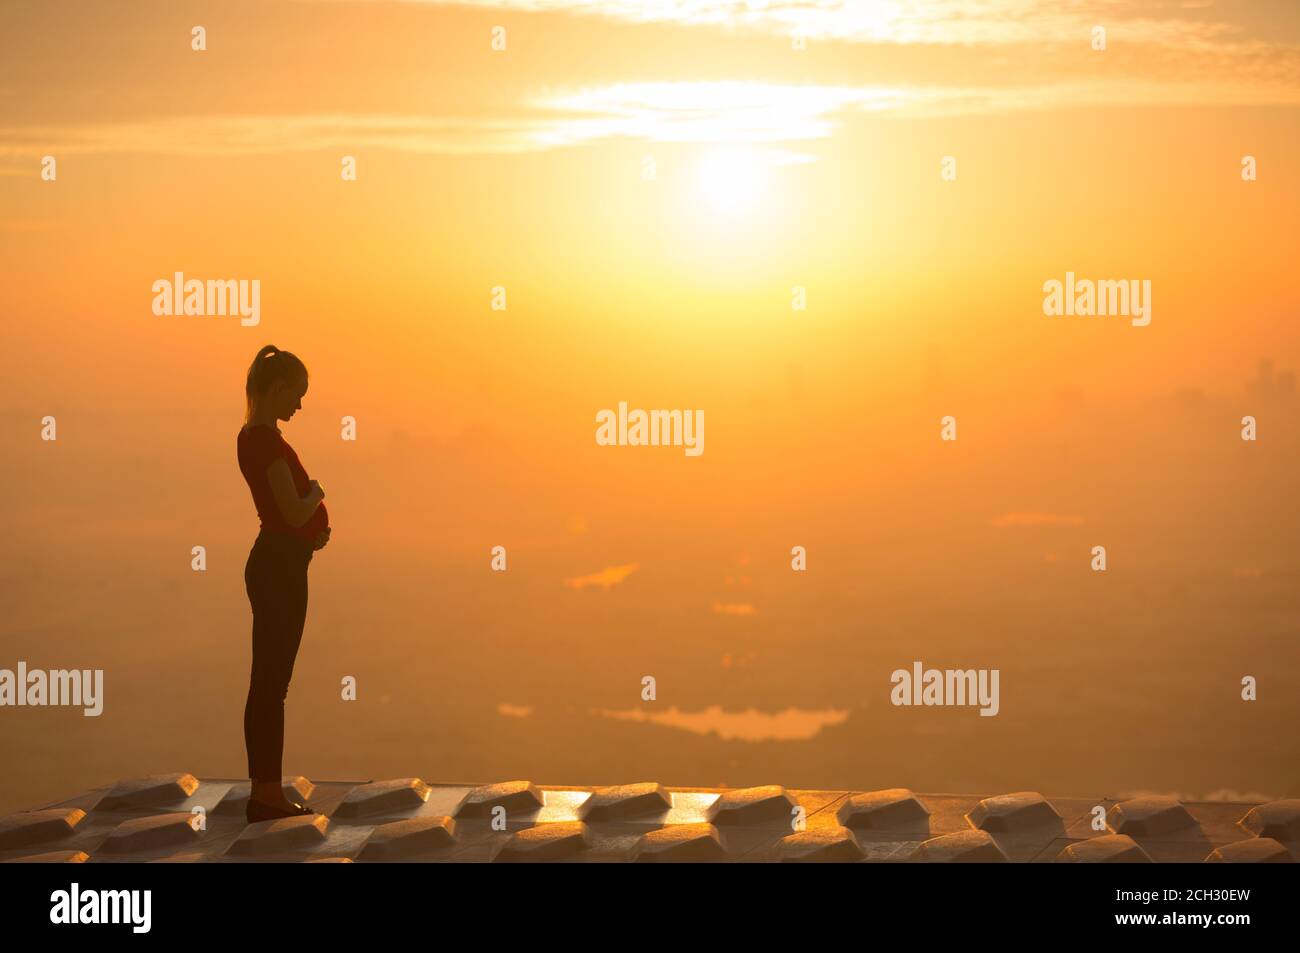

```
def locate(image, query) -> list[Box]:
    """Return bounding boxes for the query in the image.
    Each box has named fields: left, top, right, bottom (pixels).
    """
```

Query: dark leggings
left=243, top=529, right=313, bottom=781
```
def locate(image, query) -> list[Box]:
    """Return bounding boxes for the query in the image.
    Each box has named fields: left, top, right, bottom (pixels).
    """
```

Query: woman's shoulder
left=238, top=423, right=284, bottom=456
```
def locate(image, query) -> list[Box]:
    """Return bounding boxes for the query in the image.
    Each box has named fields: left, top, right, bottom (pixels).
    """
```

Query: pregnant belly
left=305, top=500, right=329, bottom=534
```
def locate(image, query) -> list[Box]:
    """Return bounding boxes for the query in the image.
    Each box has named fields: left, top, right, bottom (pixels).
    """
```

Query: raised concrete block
left=778, top=827, right=865, bottom=862
left=910, top=829, right=1009, bottom=862
left=584, top=783, right=672, bottom=821
left=1, top=849, right=90, bottom=863
left=1206, top=838, right=1294, bottom=864
left=215, top=777, right=316, bottom=816
left=634, top=824, right=725, bottom=862
left=837, top=789, right=929, bottom=831
left=1055, top=834, right=1152, bottom=863
left=95, top=773, right=200, bottom=811
left=358, top=816, right=457, bottom=860
left=100, top=813, right=204, bottom=854
left=1107, top=796, right=1197, bottom=837
left=456, top=780, right=545, bottom=819
left=226, top=814, right=329, bottom=857
left=712, top=785, right=798, bottom=825
left=495, top=822, right=591, bottom=862
left=333, top=778, right=430, bottom=819
left=967, top=792, right=1062, bottom=832
left=1239, top=799, right=1300, bottom=841
left=0, top=808, right=87, bottom=850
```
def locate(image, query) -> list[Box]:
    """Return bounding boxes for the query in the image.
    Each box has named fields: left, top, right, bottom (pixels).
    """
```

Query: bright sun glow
left=696, top=147, right=763, bottom=214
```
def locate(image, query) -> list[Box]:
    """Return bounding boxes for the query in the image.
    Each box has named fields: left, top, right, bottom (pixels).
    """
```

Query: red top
left=237, top=424, right=329, bottom=542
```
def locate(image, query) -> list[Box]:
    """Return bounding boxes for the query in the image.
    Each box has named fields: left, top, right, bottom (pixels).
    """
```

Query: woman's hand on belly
left=312, top=527, right=331, bottom=550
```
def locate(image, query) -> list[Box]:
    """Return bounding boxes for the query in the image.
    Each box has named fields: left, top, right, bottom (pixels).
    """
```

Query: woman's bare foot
left=249, top=780, right=310, bottom=814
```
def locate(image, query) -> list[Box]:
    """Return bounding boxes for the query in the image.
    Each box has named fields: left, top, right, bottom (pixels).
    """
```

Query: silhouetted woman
left=237, top=345, right=330, bottom=822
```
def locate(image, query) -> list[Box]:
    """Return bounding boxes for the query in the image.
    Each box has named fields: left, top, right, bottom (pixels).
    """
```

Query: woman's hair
left=244, top=345, right=308, bottom=423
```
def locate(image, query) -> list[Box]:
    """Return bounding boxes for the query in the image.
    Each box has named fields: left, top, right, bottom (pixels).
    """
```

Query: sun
left=695, top=147, right=763, bottom=215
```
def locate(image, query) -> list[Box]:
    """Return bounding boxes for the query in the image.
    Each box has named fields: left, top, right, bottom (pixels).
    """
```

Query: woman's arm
left=265, top=458, right=324, bottom=528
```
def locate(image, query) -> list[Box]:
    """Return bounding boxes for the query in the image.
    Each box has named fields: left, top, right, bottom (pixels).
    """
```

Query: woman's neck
left=247, top=408, right=279, bottom=430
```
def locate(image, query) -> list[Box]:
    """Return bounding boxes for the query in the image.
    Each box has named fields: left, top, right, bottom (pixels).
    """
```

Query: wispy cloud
left=533, top=76, right=1300, bottom=149
left=316, top=0, right=1247, bottom=48
left=991, top=512, right=1086, bottom=528
left=711, top=601, right=755, bottom=616
left=593, top=703, right=849, bottom=741
left=4, top=67, right=1295, bottom=166
left=0, top=87, right=911, bottom=162
left=0, top=114, right=559, bottom=160
left=533, top=81, right=911, bottom=146
left=564, top=562, right=640, bottom=590
left=0, top=87, right=948, bottom=163
left=3, top=2, right=1296, bottom=168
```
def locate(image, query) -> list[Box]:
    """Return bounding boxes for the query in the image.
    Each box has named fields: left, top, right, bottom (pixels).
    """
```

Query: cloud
left=0, top=89, right=906, bottom=163
left=564, top=562, right=639, bottom=589
left=316, top=1, right=1247, bottom=49
left=0, top=113, right=559, bottom=160
left=5, top=65, right=1295, bottom=168
left=532, top=81, right=911, bottom=147
left=593, top=703, right=849, bottom=741
left=497, top=702, right=534, bottom=718
left=991, top=512, right=1086, bottom=528
left=3, top=3, right=1295, bottom=168
left=0, top=88, right=950, bottom=163
left=711, top=601, right=756, bottom=615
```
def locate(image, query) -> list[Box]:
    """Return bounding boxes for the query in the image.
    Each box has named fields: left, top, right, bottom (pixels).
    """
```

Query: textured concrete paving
left=0, top=772, right=1294, bottom=863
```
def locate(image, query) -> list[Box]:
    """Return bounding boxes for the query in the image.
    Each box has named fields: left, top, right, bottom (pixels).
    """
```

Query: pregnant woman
left=237, top=345, right=331, bottom=822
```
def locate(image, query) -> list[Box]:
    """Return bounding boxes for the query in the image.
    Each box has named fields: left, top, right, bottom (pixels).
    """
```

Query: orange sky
left=1, top=1, right=1298, bottom=813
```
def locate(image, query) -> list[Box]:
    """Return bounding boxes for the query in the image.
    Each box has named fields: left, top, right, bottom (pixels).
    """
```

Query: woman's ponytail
left=245, top=345, right=307, bottom=423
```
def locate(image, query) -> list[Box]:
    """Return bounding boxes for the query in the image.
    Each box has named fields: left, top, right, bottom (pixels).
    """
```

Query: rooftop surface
left=1, top=774, right=1296, bottom=863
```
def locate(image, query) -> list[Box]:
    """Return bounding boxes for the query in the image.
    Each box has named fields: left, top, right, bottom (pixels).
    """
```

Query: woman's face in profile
left=269, top=373, right=308, bottom=422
